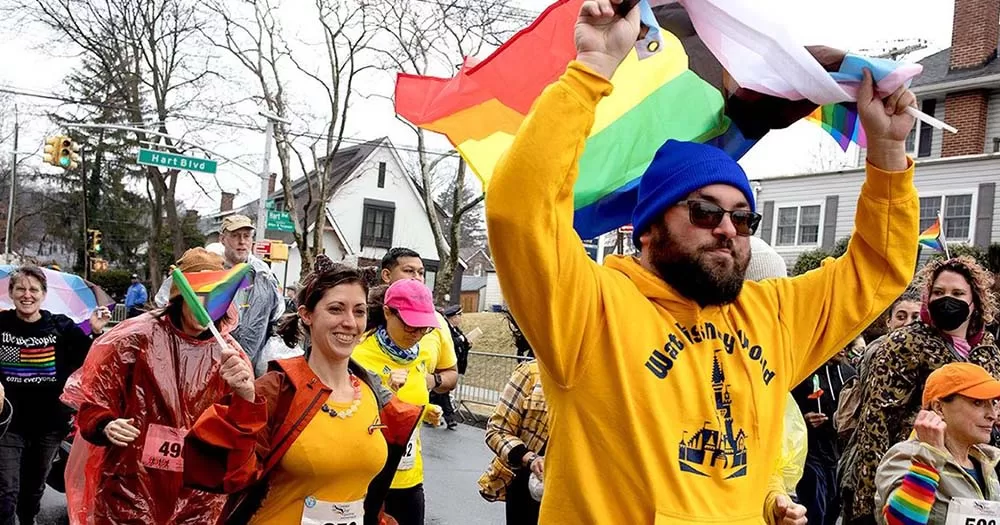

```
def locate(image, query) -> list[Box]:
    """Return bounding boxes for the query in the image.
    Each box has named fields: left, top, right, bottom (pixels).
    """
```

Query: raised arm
left=768, top=70, right=918, bottom=383
left=485, top=0, right=640, bottom=387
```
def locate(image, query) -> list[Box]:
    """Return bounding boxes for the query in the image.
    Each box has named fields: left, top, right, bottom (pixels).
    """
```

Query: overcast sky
left=0, top=0, right=957, bottom=215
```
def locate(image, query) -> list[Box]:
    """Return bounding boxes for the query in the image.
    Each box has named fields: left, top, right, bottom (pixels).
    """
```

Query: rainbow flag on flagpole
left=918, top=215, right=950, bottom=258
left=806, top=103, right=867, bottom=151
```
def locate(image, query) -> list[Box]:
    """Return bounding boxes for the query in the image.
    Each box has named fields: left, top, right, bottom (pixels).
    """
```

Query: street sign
left=253, top=240, right=271, bottom=259
left=253, top=239, right=288, bottom=263
left=266, top=210, right=295, bottom=232
left=136, top=148, right=218, bottom=174
left=269, top=241, right=289, bottom=262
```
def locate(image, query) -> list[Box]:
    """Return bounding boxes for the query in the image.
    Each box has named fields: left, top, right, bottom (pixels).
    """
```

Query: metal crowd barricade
left=108, top=304, right=127, bottom=327
left=454, top=350, right=532, bottom=424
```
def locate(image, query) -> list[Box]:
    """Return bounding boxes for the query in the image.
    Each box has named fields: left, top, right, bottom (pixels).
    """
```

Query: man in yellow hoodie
left=484, top=1, right=919, bottom=523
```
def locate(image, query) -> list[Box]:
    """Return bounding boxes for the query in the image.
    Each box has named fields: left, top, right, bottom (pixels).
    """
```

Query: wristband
left=433, top=373, right=442, bottom=389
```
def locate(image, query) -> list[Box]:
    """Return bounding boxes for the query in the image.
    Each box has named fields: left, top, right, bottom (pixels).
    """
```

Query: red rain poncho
left=60, top=308, right=243, bottom=524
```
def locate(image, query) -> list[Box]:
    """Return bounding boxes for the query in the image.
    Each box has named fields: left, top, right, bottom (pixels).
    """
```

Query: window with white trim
left=918, top=192, right=975, bottom=241
left=774, top=204, right=822, bottom=246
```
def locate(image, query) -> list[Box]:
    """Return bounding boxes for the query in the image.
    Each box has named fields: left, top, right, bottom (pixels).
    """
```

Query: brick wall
left=950, top=0, right=1000, bottom=70
left=942, top=90, right=990, bottom=156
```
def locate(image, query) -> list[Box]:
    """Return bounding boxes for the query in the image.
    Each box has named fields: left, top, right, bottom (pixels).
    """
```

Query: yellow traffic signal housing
left=87, top=229, right=103, bottom=254
left=42, top=136, right=63, bottom=167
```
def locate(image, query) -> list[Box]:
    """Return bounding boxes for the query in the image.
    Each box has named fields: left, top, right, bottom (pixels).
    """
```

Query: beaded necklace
left=319, top=374, right=362, bottom=419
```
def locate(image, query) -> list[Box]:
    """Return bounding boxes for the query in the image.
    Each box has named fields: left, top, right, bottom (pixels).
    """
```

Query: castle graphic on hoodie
left=679, top=350, right=748, bottom=479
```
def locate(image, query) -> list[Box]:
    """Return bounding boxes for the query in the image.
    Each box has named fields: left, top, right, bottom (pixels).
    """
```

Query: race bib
left=140, top=424, right=187, bottom=472
left=301, top=496, right=364, bottom=525
left=398, top=428, right=418, bottom=471
left=946, top=498, right=1000, bottom=525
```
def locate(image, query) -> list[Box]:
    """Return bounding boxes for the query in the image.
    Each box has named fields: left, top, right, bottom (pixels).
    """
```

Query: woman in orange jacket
left=183, top=256, right=422, bottom=525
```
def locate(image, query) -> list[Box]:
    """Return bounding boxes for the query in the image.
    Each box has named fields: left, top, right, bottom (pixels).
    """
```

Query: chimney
left=268, top=173, right=277, bottom=195
left=949, top=0, right=1000, bottom=70
left=942, top=90, right=990, bottom=156
left=220, top=192, right=235, bottom=213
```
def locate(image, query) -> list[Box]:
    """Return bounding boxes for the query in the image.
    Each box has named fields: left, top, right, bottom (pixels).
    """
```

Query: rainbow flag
left=806, top=103, right=866, bottom=152
left=918, top=217, right=949, bottom=255
left=395, top=0, right=811, bottom=239
left=171, top=263, right=251, bottom=326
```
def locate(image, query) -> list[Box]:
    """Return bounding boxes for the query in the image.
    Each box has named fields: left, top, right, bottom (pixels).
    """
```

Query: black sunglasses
left=676, top=200, right=762, bottom=236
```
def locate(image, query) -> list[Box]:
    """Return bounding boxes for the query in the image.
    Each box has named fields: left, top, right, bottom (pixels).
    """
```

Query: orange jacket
left=184, top=355, right=423, bottom=525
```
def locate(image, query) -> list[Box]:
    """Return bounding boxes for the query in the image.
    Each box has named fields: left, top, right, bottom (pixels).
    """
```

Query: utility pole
left=257, top=111, right=291, bottom=242
left=82, top=144, right=90, bottom=280
left=4, top=105, right=18, bottom=263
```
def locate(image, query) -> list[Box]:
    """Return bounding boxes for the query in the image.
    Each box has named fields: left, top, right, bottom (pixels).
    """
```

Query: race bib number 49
left=302, top=496, right=364, bottom=525
left=140, top=424, right=187, bottom=472
left=946, top=498, right=1000, bottom=525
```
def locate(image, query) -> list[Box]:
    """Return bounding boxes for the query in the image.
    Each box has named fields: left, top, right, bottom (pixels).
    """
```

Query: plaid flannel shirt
left=478, top=360, right=550, bottom=502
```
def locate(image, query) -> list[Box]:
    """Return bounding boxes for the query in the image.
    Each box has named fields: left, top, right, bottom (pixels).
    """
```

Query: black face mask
left=928, top=296, right=971, bottom=332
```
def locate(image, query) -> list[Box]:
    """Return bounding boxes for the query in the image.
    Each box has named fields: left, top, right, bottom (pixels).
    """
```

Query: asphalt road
left=36, top=422, right=504, bottom=525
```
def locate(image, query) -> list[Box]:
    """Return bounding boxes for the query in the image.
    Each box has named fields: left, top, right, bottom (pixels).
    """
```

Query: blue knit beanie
left=631, top=140, right=755, bottom=247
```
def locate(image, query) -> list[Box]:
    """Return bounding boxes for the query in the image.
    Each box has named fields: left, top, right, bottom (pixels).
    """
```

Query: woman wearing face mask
left=182, top=256, right=422, bottom=525
left=841, top=256, right=1000, bottom=525
left=875, top=362, right=1000, bottom=524
left=353, top=279, right=441, bottom=525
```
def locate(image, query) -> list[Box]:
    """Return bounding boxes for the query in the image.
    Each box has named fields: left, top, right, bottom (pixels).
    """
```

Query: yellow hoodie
left=485, top=62, right=918, bottom=524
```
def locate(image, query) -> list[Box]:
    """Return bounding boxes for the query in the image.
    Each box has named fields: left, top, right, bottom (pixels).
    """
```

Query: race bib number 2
left=302, top=496, right=364, bottom=525
left=140, top=424, right=187, bottom=472
left=398, top=428, right=418, bottom=471
left=946, top=498, right=1000, bottom=525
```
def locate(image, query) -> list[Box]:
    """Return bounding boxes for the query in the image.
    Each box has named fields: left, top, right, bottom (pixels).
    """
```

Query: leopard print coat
left=838, top=321, right=1000, bottom=521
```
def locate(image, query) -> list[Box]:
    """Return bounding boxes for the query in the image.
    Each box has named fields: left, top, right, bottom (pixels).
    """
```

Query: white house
left=200, top=137, right=446, bottom=289
left=754, top=0, right=1000, bottom=267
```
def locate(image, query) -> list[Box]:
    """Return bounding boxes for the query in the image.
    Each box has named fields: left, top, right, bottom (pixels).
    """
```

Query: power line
left=0, top=84, right=460, bottom=158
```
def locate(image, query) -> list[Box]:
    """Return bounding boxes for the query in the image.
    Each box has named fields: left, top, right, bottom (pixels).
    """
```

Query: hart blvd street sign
left=137, top=149, right=218, bottom=175
left=266, top=210, right=295, bottom=232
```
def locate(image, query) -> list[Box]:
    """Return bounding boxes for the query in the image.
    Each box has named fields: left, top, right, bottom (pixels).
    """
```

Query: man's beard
left=648, top=223, right=749, bottom=307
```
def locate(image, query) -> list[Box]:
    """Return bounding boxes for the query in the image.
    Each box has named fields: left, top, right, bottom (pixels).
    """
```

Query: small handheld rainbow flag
left=171, top=263, right=251, bottom=326
left=918, top=215, right=950, bottom=258
left=806, top=103, right=866, bottom=152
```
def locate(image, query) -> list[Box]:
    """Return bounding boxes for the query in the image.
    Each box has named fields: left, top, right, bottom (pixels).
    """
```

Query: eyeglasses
left=675, top=200, right=762, bottom=237
left=389, top=309, right=433, bottom=335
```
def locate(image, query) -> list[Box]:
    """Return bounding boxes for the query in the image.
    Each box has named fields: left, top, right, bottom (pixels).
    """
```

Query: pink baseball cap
left=384, top=279, right=438, bottom=329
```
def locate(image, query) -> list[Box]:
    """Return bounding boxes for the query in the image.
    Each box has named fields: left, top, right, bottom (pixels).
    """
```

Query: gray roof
left=911, top=47, right=1000, bottom=88
left=461, top=275, right=487, bottom=292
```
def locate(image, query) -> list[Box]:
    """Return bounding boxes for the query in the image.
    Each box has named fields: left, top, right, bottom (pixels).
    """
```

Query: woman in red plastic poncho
left=62, top=247, right=254, bottom=524
left=183, top=255, right=423, bottom=525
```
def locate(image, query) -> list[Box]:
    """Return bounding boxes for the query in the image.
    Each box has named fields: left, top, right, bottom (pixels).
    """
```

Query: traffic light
left=42, top=135, right=81, bottom=169
left=42, top=136, right=64, bottom=167
left=87, top=229, right=102, bottom=254
left=64, top=139, right=81, bottom=169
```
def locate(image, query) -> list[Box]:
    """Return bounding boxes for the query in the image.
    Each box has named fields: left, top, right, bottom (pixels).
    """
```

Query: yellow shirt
left=250, top=382, right=387, bottom=524
left=421, top=312, right=458, bottom=371
left=353, top=334, right=433, bottom=489
left=484, top=62, right=919, bottom=524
